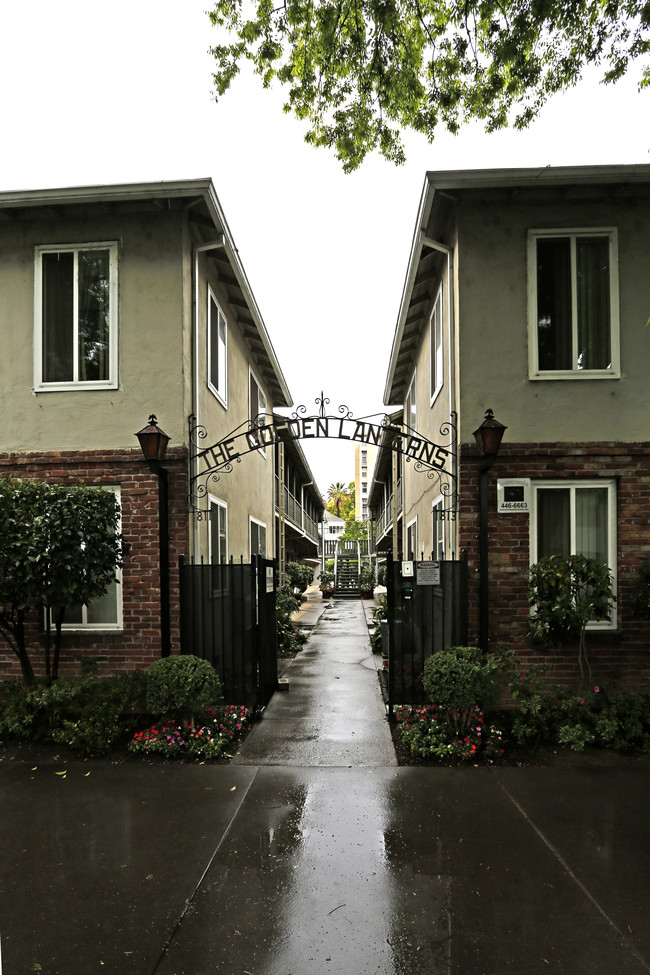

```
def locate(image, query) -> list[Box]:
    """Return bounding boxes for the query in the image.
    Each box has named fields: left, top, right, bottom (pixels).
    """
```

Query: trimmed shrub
left=422, top=646, right=501, bottom=712
left=146, top=655, right=223, bottom=720
left=0, top=671, right=147, bottom=756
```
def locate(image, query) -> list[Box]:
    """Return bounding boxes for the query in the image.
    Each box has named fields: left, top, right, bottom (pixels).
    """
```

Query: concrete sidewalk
left=235, top=597, right=395, bottom=766
left=1, top=597, right=650, bottom=974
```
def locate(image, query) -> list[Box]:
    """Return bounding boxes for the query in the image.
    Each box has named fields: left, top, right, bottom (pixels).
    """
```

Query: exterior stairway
left=335, top=557, right=360, bottom=598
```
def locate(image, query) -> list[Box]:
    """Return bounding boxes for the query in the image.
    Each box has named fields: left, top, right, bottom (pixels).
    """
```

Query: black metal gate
left=386, top=552, right=468, bottom=712
left=178, top=556, right=278, bottom=709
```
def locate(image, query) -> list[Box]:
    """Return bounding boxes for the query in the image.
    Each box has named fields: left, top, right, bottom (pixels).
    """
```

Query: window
left=405, top=370, right=417, bottom=433
left=249, top=369, right=267, bottom=453
left=35, top=242, right=118, bottom=389
left=209, top=497, right=228, bottom=563
left=530, top=480, right=617, bottom=627
left=250, top=518, right=267, bottom=558
left=432, top=498, right=445, bottom=561
left=406, top=518, right=418, bottom=560
left=208, top=289, right=227, bottom=405
left=430, top=286, right=443, bottom=403
left=61, top=487, right=122, bottom=629
left=528, top=229, right=619, bottom=378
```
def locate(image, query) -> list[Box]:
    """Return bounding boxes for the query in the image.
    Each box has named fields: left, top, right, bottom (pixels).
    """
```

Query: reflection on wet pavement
left=2, top=598, right=650, bottom=975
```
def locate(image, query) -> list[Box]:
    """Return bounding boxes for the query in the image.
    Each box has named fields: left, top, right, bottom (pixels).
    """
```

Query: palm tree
left=327, top=481, right=346, bottom=517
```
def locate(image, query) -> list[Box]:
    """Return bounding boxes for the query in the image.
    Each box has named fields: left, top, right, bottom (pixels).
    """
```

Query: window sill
left=207, top=384, right=227, bottom=409
left=34, top=381, right=118, bottom=393
left=528, top=371, right=620, bottom=381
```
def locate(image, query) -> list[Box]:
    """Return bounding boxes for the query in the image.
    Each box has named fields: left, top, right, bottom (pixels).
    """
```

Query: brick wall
left=0, top=449, right=189, bottom=680
left=459, top=441, right=650, bottom=693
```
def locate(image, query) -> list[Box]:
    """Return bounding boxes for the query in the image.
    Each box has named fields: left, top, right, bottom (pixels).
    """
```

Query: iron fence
left=179, top=555, right=278, bottom=709
left=386, top=552, right=468, bottom=712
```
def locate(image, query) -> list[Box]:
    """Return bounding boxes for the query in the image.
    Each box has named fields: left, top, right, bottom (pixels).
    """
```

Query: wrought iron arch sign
left=189, top=393, right=457, bottom=514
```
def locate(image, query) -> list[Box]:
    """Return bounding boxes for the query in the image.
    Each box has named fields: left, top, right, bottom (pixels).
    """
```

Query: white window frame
left=55, top=486, right=123, bottom=631
left=527, top=228, right=620, bottom=380
left=529, top=479, right=617, bottom=629
left=249, top=367, right=268, bottom=458
left=208, top=495, right=228, bottom=564
left=34, top=241, right=119, bottom=391
left=430, top=285, right=444, bottom=405
left=207, top=287, right=227, bottom=407
left=405, top=369, right=417, bottom=434
left=249, top=517, right=267, bottom=559
left=432, top=497, right=445, bottom=562
left=406, top=516, right=418, bottom=561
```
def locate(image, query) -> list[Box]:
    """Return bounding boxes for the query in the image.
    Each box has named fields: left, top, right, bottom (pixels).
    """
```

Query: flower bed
left=128, top=705, right=252, bottom=760
left=394, top=704, right=505, bottom=763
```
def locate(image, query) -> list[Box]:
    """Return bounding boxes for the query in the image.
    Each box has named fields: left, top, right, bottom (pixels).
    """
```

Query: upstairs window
left=35, top=243, right=118, bottom=390
left=430, top=286, right=443, bottom=403
left=249, top=369, right=267, bottom=454
left=405, top=369, right=417, bottom=434
left=528, top=229, right=619, bottom=379
left=208, top=289, right=227, bottom=405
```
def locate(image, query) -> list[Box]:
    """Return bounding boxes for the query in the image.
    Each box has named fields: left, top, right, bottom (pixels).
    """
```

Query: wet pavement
left=1, top=598, right=650, bottom=974
left=234, top=597, right=395, bottom=766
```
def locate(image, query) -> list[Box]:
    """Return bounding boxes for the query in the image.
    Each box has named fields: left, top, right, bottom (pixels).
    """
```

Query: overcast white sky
left=2, top=1, right=648, bottom=494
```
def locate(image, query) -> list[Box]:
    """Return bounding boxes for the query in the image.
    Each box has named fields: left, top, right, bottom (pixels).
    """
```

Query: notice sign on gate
left=266, top=566, right=275, bottom=593
left=417, top=561, right=441, bottom=585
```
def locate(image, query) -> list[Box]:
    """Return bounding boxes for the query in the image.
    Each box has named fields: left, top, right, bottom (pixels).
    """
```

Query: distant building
left=354, top=445, right=377, bottom=522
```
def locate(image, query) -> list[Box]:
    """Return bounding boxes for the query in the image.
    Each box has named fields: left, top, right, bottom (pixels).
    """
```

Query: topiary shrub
left=146, top=655, right=223, bottom=722
left=422, top=646, right=502, bottom=735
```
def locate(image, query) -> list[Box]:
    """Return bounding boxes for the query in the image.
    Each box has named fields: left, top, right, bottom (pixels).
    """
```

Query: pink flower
left=579, top=698, right=585, bottom=704
left=594, top=686, right=600, bottom=693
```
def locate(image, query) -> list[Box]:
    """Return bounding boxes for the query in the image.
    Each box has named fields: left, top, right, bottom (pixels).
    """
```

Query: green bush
left=0, top=671, right=147, bottom=756
left=528, top=554, right=616, bottom=679
left=276, top=585, right=307, bottom=654
left=146, top=655, right=223, bottom=720
left=285, top=562, right=314, bottom=594
left=319, top=570, right=334, bottom=593
left=511, top=671, right=650, bottom=753
left=359, top=563, right=375, bottom=593
left=422, top=646, right=502, bottom=712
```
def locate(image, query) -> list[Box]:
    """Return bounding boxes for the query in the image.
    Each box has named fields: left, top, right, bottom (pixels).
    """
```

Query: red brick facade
left=0, top=449, right=189, bottom=680
left=459, top=441, right=650, bottom=693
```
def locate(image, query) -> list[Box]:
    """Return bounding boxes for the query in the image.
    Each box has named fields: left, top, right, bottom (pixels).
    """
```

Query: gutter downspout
left=191, top=237, right=225, bottom=557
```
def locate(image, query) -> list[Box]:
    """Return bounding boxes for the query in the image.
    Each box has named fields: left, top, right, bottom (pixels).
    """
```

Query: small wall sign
left=417, top=561, right=441, bottom=586
left=266, top=566, right=275, bottom=593
left=402, top=561, right=414, bottom=577
left=497, top=478, right=531, bottom=513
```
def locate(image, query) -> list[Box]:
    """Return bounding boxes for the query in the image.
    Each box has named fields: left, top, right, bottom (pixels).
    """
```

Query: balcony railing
left=276, top=477, right=320, bottom=544
left=375, top=480, right=402, bottom=540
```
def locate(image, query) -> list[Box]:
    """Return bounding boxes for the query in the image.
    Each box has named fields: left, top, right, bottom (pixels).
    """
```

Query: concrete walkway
left=235, top=597, right=395, bottom=766
left=2, top=598, right=650, bottom=974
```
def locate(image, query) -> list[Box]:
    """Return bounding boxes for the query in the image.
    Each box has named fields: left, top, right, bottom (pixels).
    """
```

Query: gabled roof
left=0, top=178, right=292, bottom=408
left=384, top=164, right=650, bottom=407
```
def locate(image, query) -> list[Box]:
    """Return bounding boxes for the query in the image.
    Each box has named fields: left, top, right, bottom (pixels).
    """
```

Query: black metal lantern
left=135, top=414, right=170, bottom=462
left=473, top=408, right=507, bottom=457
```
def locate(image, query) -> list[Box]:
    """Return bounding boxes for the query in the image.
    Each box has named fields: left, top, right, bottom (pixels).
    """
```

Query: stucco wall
left=191, top=251, right=276, bottom=560
left=455, top=190, right=650, bottom=444
left=0, top=208, right=188, bottom=453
